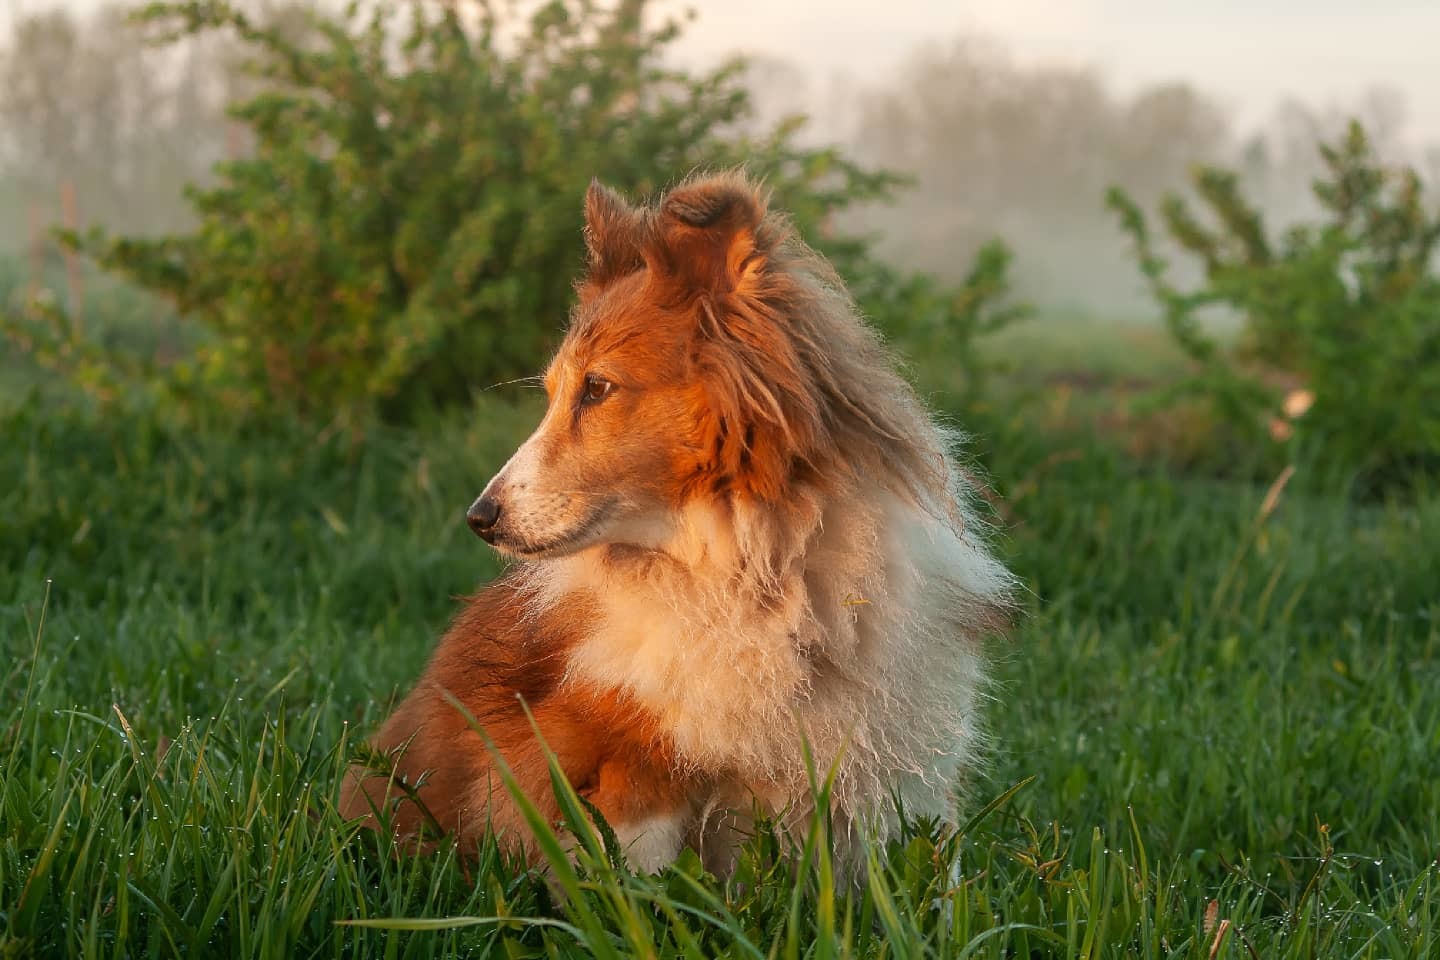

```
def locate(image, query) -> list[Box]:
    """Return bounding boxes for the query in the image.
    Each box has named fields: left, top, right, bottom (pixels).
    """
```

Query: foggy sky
left=21, top=0, right=1440, bottom=143
left=668, top=0, right=1440, bottom=145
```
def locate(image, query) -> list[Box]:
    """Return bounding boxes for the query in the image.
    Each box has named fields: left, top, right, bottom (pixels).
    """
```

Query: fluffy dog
left=340, top=172, right=1015, bottom=872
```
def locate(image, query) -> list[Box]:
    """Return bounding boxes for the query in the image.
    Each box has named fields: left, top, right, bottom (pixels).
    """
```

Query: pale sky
left=667, top=0, right=1440, bottom=145
left=26, top=0, right=1440, bottom=144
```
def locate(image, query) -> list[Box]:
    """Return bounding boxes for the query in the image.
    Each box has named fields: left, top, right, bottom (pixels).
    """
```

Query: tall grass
left=2, top=395, right=1437, bottom=957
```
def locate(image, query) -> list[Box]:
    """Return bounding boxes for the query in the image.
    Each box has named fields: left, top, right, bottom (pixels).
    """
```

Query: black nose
left=467, top=496, right=501, bottom=541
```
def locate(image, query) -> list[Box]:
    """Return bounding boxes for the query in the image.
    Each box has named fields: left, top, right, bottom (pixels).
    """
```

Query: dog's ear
left=645, top=173, right=768, bottom=294
left=583, top=179, right=644, bottom=285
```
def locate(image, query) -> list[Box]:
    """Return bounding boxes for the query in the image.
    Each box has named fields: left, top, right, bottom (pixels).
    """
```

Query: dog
left=339, top=171, right=1015, bottom=873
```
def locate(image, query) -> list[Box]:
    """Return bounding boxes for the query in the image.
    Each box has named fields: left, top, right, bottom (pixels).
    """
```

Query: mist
left=3, top=0, right=1437, bottom=317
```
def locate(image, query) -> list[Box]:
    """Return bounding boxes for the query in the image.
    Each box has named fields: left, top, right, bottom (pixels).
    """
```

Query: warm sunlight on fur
left=339, top=171, right=1017, bottom=873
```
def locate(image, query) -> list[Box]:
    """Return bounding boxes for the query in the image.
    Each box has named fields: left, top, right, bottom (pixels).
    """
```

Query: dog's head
left=467, top=173, right=825, bottom=559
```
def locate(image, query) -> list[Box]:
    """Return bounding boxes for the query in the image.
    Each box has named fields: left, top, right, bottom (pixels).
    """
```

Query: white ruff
left=518, top=455, right=1014, bottom=859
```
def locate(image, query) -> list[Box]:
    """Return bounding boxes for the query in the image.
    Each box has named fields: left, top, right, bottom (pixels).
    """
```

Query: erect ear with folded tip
left=583, top=179, right=645, bottom=285
left=645, top=175, right=769, bottom=294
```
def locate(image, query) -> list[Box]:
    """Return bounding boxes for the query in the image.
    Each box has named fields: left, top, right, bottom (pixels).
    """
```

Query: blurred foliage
left=3, top=0, right=1022, bottom=429
left=1108, top=121, right=1440, bottom=492
left=851, top=239, right=1031, bottom=407
left=847, top=36, right=1234, bottom=310
left=0, top=2, right=256, bottom=238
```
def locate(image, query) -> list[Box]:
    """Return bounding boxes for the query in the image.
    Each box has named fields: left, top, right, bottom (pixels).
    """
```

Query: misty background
left=3, top=0, right=1438, bottom=317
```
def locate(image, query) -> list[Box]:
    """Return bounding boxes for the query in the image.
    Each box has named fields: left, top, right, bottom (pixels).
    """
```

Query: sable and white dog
left=340, top=172, right=1015, bottom=873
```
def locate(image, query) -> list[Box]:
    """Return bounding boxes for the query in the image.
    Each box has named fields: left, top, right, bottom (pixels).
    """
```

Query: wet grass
left=2, top=390, right=1438, bottom=957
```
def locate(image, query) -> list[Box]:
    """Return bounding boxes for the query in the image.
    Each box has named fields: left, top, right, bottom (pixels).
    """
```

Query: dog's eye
left=582, top=375, right=613, bottom=405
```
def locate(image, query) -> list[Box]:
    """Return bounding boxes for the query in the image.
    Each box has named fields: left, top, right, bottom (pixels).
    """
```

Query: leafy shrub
left=1108, top=122, right=1440, bottom=491
left=5, top=0, right=1022, bottom=428
left=849, top=239, right=1030, bottom=408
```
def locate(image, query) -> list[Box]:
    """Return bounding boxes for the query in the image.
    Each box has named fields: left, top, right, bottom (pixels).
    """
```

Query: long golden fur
left=340, top=171, right=1016, bottom=872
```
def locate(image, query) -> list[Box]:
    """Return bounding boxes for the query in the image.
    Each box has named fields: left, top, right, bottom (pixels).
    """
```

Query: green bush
left=849, top=239, right=1030, bottom=408
left=1108, top=122, right=1440, bottom=491
left=6, top=0, right=1022, bottom=428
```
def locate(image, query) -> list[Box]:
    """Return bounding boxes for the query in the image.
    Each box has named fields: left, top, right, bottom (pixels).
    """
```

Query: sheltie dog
left=339, top=171, right=1015, bottom=873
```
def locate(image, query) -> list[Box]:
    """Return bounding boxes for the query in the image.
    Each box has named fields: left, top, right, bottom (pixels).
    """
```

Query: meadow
left=3, top=314, right=1438, bottom=958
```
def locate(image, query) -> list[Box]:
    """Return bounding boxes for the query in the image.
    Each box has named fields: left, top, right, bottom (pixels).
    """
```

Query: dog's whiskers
left=481, top=375, right=545, bottom=392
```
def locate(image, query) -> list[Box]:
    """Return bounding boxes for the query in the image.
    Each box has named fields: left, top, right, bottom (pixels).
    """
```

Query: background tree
left=1109, top=121, right=1440, bottom=491
left=846, top=36, right=1233, bottom=310
left=9, top=0, right=1021, bottom=428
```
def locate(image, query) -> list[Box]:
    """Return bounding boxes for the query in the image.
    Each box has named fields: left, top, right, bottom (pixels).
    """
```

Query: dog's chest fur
left=527, top=485, right=1011, bottom=836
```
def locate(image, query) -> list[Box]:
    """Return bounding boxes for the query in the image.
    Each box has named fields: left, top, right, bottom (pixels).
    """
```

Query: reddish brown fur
left=343, top=171, right=971, bottom=863
left=339, top=575, right=694, bottom=859
left=557, top=173, right=836, bottom=509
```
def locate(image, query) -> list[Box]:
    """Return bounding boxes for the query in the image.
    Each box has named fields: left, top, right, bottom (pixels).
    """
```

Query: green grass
left=983, top=309, right=1208, bottom=387
left=3, top=386, right=1438, bottom=958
